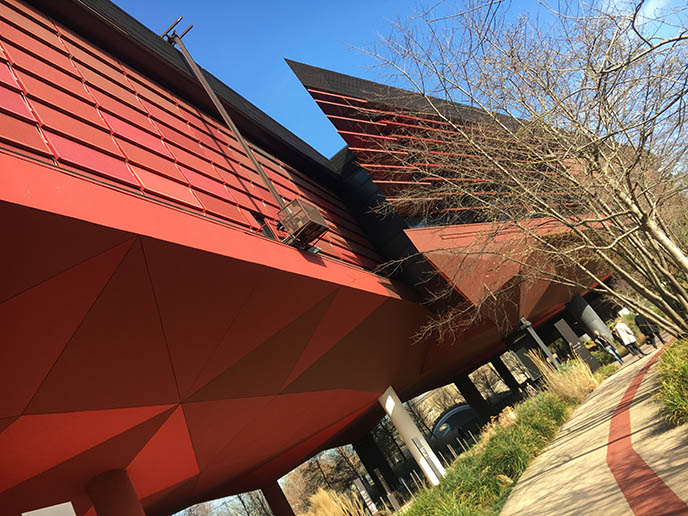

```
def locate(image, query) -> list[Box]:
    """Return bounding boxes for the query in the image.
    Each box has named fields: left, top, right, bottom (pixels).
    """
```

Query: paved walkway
left=500, top=342, right=688, bottom=516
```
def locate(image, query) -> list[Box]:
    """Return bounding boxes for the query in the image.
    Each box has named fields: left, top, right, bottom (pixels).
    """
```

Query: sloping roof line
left=286, top=59, right=524, bottom=130
left=287, top=59, right=497, bottom=125
left=32, top=0, right=337, bottom=177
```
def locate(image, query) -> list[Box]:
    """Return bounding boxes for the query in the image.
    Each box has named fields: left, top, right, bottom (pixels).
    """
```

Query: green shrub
left=658, top=338, right=688, bottom=426
left=479, top=423, right=540, bottom=480
left=594, top=363, right=619, bottom=382
left=591, top=349, right=615, bottom=366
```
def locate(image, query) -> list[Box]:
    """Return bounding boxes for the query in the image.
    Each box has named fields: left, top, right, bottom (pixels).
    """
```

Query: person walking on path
left=593, top=330, right=623, bottom=364
left=634, top=313, right=665, bottom=348
left=613, top=320, right=646, bottom=357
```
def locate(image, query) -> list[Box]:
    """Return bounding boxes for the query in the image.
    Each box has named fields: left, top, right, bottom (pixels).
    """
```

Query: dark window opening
left=249, top=211, right=276, bottom=240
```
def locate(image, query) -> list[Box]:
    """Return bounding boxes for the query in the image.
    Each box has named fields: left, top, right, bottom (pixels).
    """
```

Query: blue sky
left=112, top=0, right=435, bottom=159
left=111, top=1, right=683, bottom=160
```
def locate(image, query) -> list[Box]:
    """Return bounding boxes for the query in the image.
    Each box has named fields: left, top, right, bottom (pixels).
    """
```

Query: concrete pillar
left=262, top=481, right=295, bottom=516
left=567, top=293, right=614, bottom=341
left=353, top=433, right=399, bottom=495
left=554, top=318, right=601, bottom=371
left=453, top=373, right=492, bottom=421
left=86, top=470, right=145, bottom=516
left=378, top=386, right=446, bottom=486
left=491, top=355, right=520, bottom=394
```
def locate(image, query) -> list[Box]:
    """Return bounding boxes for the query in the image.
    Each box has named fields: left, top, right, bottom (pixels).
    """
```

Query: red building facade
left=0, top=2, right=604, bottom=515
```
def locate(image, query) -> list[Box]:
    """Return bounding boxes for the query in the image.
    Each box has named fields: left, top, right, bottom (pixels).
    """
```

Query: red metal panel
left=177, top=104, right=218, bottom=138
left=0, top=62, right=18, bottom=90
left=76, top=64, right=140, bottom=110
left=192, top=190, right=252, bottom=226
left=3, top=0, right=55, bottom=28
left=165, top=141, right=216, bottom=178
left=0, top=20, right=72, bottom=75
left=15, top=71, right=103, bottom=128
left=138, top=98, right=189, bottom=135
left=128, top=76, right=179, bottom=117
left=202, top=123, right=234, bottom=148
left=99, top=111, right=172, bottom=160
left=180, top=166, right=235, bottom=201
left=114, top=137, right=186, bottom=183
left=88, top=87, right=153, bottom=131
left=30, top=99, right=121, bottom=156
left=43, top=129, right=139, bottom=187
left=0, top=111, right=51, bottom=156
left=200, top=144, right=240, bottom=175
left=0, top=83, right=34, bottom=122
left=61, top=39, right=124, bottom=81
left=0, top=2, right=62, bottom=51
left=2, top=42, right=88, bottom=100
left=54, top=21, right=123, bottom=72
left=153, top=121, right=204, bottom=156
left=131, top=166, right=203, bottom=210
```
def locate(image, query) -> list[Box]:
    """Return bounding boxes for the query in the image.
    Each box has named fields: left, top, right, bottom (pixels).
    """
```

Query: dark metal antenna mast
left=161, top=18, right=285, bottom=210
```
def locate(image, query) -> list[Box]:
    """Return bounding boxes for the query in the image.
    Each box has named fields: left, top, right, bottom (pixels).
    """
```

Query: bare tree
left=361, top=0, right=688, bottom=338
left=183, top=501, right=219, bottom=516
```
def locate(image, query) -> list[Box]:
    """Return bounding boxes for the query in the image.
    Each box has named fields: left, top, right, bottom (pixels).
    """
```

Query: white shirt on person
left=614, top=322, right=637, bottom=345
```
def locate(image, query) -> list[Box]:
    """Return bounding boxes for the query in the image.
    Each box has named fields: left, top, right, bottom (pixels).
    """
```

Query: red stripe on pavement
left=607, top=346, right=688, bottom=516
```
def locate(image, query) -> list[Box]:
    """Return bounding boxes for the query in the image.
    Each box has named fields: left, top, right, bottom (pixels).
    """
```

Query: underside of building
left=0, top=1, right=609, bottom=515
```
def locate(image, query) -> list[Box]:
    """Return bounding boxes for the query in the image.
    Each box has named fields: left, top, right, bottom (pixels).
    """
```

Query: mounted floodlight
left=278, top=198, right=329, bottom=246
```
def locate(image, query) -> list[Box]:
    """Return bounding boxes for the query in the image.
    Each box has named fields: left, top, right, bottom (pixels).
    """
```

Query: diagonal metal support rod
left=166, top=30, right=285, bottom=209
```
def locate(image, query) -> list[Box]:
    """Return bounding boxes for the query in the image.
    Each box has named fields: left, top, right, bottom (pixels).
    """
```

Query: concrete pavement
left=500, top=343, right=688, bottom=516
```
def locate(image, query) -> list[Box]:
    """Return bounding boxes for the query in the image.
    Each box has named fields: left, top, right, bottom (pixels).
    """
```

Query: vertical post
left=353, top=433, right=399, bottom=494
left=378, top=386, right=446, bottom=486
left=490, top=355, right=520, bottom=394
left=86, top=470, right=145, bottom=516
left=554, top=318, right=601, bottom=371
left=261, top=481, right=295, bottom=516
left=521, top=317, right=560, bottom=368
left=453, top=373, right=492, bottom=421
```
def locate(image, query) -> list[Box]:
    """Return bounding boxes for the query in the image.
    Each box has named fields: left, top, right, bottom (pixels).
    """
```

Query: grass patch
left=528, top=353, right=598, bottom=404
left=591, top=349, right=615, bottom=366
left=398, top=357, right=600, bottom=516
left=401, top=392, right=573, bottom=516
left=304, top=488, right=370, bottom=516
left=594, top=363, right=619, bottom=383
left=657, top=338, right=688, bottom=426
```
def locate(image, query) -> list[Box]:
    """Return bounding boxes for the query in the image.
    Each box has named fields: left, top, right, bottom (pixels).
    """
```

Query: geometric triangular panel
left=25, top=240, right=179, bottom=413
left=186, top=291, right=338, bottom=401
left=0, top=405, right=174, bottom=493
left=127, top=406, right=199, bottom=499
left=0, top=239, right=133, bottom=418
left=282, top=289, right=387, bottom=388
left=185, top=272, right=338, bottom=398
left=141, top=237, right=261, bottom=399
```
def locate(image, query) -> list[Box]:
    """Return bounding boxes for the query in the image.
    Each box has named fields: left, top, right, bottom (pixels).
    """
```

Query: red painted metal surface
left=0, top=0, right=380, bottom=269
left=0, top=3, right=596, bottom=515
left=0, top=144, right=429, bottom=516
left=0, top=5, right=438, bottom=512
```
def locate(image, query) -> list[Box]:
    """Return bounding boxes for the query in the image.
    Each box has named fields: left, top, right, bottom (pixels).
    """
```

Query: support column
left=262, top=480, right=296, bottom=516
left=353, top=433, right=399, bottom=495
left=86, top=470, right=145, bottom=516
left=521, top=317, right=560, bottom=368
left=567, top=293, right=614, bottom=341
left=554, top=318, right=601, bottom=371
left=491, top=355, right=520, bottom=394
left=378, top=386, right=445, bottom=486
left=453, top=373, right=492, bottom=421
